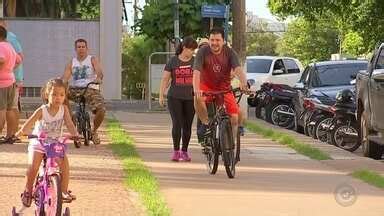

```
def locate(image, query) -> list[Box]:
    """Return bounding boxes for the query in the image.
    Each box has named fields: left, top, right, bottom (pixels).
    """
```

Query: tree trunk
left=232, top=0, right=246, bottom=65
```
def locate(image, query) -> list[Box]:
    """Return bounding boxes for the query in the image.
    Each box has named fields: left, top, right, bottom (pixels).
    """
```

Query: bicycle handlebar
left=70, top=81, right=101, bottom=98
left=231, top=87, right=255, bottom=96
left=26, top=134, right=79, bottom=142
left=201, top=89, right=233, bottom=97
left=70, top=81, right=100, bottom=90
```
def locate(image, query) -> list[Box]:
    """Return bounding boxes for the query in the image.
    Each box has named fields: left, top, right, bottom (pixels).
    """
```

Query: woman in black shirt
left=159, top=36, right=198, bottom=162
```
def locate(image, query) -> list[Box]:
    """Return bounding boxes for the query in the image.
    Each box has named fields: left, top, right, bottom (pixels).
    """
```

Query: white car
left=246, top=56, right=304, bottom=91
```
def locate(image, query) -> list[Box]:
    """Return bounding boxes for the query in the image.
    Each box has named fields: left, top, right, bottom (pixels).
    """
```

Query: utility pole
left=133, top=0, right=138, bottom=26
left=232, top=0, right=247, bottom=118
left=232, top=0, right=246, bottom=65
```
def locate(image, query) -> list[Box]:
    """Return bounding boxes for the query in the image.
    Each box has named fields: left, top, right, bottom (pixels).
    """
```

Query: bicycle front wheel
left=204, top=137, right=219, bottom=175
left=220, top=119, right=235, bottom=178
left=235, top=128, right=241, bottom=165
left=34, top=184, right=45, bottom=216
left=83, top=112, right=92, bottom=146
left=72, top=115, right=82, bottom=148
left=46, top=174, right=62, bottom=216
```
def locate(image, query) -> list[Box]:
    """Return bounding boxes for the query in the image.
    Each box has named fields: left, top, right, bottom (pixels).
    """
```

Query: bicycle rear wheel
left=220, top=119, right=236, bottom=178
left=46, top=174, right=62, bottom=216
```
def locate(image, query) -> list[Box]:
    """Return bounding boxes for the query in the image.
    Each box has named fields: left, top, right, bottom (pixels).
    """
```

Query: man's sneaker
left=91, top=131, right=101, bottom=145
left=179, top=151, right=191, bottom=162
left=171, top=150, right=180, bottom=162
left=239, top=126, right=245, bottom=136
left=197, top=123, right=211, bottom=138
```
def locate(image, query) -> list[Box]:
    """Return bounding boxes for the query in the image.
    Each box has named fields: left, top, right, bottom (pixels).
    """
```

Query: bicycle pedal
left=62, top=199, right=73, bottom=204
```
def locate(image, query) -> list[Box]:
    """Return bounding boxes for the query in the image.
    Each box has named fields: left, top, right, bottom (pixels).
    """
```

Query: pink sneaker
left=171, top=150, right=180, bottom=161
left=180, top=151, right=191, bottom=162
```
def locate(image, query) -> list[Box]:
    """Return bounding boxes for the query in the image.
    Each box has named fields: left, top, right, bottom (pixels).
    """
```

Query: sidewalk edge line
left=106, top=119, right=171, bottom=216
left=245, top=121, right=332, bottom=160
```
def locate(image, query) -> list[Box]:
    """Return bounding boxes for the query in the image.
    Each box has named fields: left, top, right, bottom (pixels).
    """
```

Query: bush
left=122, top=34, right=164, bottom=99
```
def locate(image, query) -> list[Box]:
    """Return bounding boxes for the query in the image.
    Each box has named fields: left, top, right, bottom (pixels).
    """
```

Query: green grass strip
left=106, top=119, right=170, bottom=216
left=352, top=169, right=384, bottom=189
left=245, top=121, right=331, bottom=160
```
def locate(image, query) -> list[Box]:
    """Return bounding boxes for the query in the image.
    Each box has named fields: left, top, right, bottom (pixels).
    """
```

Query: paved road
left=114, top=111, right=384, bottom=216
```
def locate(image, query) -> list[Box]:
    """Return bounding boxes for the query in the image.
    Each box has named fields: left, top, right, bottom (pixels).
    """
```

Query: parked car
left=356, top=43, right=384, bottom=159
left=246, top=56, right=304, bottom=92
left=293, top=60, right=368, bottom=133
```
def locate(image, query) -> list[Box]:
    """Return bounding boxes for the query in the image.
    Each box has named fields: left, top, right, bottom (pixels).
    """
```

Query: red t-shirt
left=193, top=45, right=240, bottom=91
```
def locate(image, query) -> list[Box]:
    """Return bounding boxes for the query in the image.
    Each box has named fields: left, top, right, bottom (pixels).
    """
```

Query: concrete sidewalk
left=114, top=111, right=384, bottom=216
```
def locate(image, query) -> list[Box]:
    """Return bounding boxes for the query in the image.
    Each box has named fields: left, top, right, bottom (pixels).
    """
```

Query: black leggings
left=167, top=97, right=195, bottom=151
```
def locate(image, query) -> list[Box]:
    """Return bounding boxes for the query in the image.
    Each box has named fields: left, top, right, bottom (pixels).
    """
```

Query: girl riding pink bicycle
left=15, top=78, right=79, bottom=207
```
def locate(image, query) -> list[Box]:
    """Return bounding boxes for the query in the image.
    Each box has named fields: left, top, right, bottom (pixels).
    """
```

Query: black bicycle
left=70, top=82, right=99, bottom=148
left=201, top=88, right=249, bottom=178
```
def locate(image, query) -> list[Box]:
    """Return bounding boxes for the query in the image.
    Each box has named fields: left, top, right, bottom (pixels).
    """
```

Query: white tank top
left=71, top=55, right=97, bottom=89
left=31, top=105, right=64, bottom=142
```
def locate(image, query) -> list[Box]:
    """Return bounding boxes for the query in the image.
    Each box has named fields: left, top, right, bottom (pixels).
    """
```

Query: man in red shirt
left=193, top=27, right=247, bottom=141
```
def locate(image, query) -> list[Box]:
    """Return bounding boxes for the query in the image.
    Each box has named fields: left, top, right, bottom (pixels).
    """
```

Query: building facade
left=3, top=0, right=122, bottom=99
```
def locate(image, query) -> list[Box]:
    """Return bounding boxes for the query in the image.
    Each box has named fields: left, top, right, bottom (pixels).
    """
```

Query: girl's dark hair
left=41, top=78, right=68, bottom=103
left=175, top=36, right=198, bottom=55
left=0, top=26, right=7, bottom=40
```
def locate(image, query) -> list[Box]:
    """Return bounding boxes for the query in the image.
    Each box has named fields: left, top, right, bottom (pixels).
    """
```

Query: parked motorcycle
left=327, top=89, right=360, bottom=152
left=302, top=97, right=334, bottom=142
left=248, top=82, right=297, bottom=129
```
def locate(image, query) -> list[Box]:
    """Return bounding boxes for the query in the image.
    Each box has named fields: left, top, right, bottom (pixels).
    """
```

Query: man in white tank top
left=62, top=38, right=104, bottom=145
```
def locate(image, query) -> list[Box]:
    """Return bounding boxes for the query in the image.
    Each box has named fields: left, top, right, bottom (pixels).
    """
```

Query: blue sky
left=246, top=0, right=277, bottom=21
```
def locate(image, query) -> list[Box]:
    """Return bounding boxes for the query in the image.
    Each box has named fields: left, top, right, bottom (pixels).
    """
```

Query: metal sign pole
left=174, top=0, right=180, bottom=47
left=147, top=51, right=175, bottom=111
left=224, top=4, right=229, bottom=41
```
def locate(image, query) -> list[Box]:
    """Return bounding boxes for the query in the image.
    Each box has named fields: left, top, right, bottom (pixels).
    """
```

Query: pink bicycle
left=12, top=134, right=74, bottom=216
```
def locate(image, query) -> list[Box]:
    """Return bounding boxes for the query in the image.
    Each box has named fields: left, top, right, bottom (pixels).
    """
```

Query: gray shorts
left=12, top=87, right=20, bottom=110
left=0, top=84, right=16, bottom=110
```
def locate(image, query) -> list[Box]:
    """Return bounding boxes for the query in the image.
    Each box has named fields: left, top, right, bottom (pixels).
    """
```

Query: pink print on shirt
left=175, top=65, right=193, bottom=86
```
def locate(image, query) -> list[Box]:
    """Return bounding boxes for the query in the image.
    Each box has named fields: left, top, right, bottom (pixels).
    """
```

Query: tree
left=4, top=0, right=99, bottom=19
left=268, top=0, right=384, bottom=52
left=268, top=0, right=357, bottom=21
left=246, top=32, right=278, bottom=56
left=121, top=34, right=163, bottom=99
left=246, top=19, right=279, bottom=56
left=276, top=18, right=338, bottom=65
left=135, top=0, right=230, bottom=41
left=342, top=31, right=364, bottom=57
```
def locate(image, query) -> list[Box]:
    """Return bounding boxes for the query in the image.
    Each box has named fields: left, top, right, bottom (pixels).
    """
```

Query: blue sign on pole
left=201, top=4, right=227, bottom=18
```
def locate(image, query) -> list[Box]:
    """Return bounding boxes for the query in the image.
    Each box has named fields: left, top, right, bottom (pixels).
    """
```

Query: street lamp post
left=174, top=0, right=180, bottom=48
